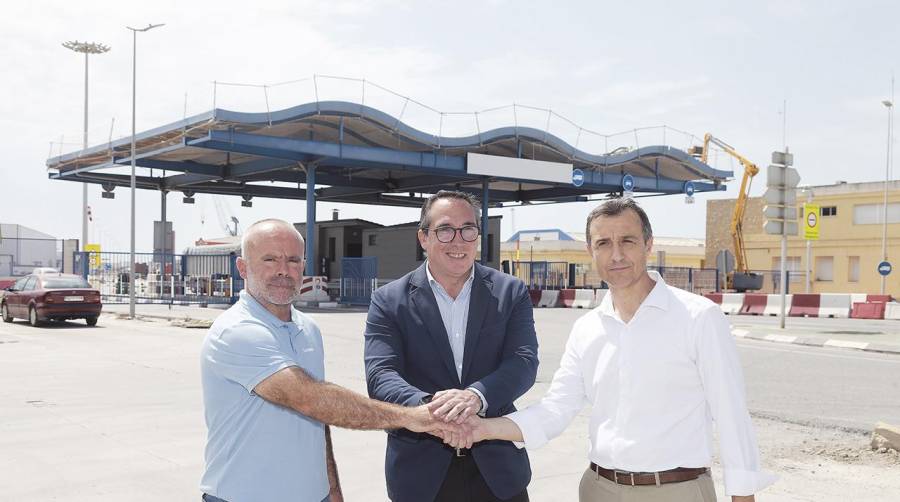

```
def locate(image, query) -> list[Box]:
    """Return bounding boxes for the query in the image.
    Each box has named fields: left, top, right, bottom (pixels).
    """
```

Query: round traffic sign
left=622, top=174, right=634, bottom=192
left=878, top=261, right=892, bottom=276
left=684, top=181, right=695, bottom=196
left=806, top=211, right=817, bottom=228
left=572, top=168, right=585, bottom=187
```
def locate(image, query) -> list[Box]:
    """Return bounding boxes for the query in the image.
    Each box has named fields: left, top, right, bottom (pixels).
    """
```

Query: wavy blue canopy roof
left=47, top=100, right=730, bottom=206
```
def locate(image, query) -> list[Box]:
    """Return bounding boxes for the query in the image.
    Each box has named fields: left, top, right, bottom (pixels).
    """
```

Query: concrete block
left=871, top=422, right=900, bottom=451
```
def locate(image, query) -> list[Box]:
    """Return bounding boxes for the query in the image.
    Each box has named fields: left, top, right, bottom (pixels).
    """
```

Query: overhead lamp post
left=62, top=40, right=110, bottom=253
left=127, top=23, right=164, bottom=319
left=881, top=96, right=893, bottom=295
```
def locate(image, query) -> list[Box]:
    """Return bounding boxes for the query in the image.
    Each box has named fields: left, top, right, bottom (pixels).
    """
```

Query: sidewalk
left=729, top=315, right=900, bottom=355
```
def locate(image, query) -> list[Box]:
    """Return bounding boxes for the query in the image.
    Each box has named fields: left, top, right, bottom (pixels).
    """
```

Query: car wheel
left=85, top=316, right=98, bottom=327
left=28, top=306, right=41, bottom=327
left=1, top=303, right=12, bottom=323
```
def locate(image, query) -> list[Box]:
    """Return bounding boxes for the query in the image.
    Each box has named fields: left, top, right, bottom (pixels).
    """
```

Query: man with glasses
left=365, top=191, right=539, bottom=502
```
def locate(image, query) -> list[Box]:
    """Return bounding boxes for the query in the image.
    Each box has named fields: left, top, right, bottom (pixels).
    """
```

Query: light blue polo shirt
left=200, top=290, right=329, bottom=502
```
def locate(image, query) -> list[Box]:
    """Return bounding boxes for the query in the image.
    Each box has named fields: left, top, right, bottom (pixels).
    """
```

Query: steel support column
left=481, top=179, right=489, bottom=264
left=305, top=165, right=317, bottom=277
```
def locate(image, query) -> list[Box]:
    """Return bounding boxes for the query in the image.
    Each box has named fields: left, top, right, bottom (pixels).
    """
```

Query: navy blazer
left=364, top=262, right=539, bottom=502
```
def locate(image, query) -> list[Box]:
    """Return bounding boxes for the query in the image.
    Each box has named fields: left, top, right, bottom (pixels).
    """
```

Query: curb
left=731, top=328, right=900, bottom=355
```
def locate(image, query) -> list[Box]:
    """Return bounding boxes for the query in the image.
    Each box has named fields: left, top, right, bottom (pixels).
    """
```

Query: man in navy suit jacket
left=365, top=190, right=539, bottom=502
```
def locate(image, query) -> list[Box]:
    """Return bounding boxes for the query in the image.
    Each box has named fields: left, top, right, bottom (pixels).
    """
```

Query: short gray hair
left=418, top=190, right=481, bottom=231
left=584, top=198, right=653, bottom=244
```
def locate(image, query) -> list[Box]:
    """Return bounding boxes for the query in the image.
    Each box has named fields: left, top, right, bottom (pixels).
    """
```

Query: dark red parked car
left=1, top=274, right=102, bottom=326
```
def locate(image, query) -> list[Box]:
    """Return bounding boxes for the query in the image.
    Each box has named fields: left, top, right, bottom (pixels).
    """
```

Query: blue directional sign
left=572, top=168, right=585, bottom=187
left=684, top=181, right=695, bottom=196
left=622, top=174, right=634, bottom=192
left=878, top=261, right=892, bottom=276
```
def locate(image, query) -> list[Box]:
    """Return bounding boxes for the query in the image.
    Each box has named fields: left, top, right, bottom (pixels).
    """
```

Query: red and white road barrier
left=299, top=276, right=330, bottom=302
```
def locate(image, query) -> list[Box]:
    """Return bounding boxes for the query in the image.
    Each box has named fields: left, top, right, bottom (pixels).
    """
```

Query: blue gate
left=340, top=257, right=378, bottom=305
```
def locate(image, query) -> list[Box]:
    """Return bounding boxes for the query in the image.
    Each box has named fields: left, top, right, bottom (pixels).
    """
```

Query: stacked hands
left=406, top=389, right=492, bottom=449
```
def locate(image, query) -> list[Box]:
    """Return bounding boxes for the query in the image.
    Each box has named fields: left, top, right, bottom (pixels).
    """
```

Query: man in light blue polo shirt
left=201, top=219, right=462, bottom=502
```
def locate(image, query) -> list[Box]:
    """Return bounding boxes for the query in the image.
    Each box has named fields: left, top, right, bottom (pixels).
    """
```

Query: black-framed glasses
left=424, top=225, right=480, bottom=243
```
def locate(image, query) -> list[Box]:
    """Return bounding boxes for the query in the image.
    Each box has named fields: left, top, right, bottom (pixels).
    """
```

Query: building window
left=815, top=256, right=834, bottom=281
left=853, top=202, right=900, bottom=224
left=821, top=206, right=838, bottom=217
left=368, top=234, right=376, bottom=246
left=848, top=256, right=860, bottom=282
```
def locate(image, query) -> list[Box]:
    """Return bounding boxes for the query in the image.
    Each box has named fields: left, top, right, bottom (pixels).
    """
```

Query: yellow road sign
left=85, top=244, right=102, bottom=268
left=803, top=204, right=819, bottom=240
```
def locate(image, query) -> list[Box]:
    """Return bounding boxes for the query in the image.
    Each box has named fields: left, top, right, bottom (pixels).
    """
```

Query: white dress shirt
left=507, top=272, right=776, bottom=496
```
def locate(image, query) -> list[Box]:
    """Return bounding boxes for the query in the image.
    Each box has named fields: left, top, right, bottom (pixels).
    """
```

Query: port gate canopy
left=46, top=100, right=733, bottom=275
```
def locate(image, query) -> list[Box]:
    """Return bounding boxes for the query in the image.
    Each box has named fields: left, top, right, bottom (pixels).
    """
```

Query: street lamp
left=62, top=40, right=110, bottom=254
left=127, top=23, right=164, bottom=319
left=881, top=97, right=893, bottom=295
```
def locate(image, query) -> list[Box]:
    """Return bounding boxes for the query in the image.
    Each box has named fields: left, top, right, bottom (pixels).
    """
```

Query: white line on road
left=764, top=334, right=797, bottom=343
left=738, top=339, right=900, bottom=363
left=823, top=339, right=869, bottom=350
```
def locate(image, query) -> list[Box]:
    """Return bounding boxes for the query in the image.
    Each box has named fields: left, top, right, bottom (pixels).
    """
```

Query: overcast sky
left=1, top=0, right=896, bottom=252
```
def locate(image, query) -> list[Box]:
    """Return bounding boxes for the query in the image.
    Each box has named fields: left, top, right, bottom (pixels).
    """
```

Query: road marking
left=738, top=339, right=900, bottom=363
left=765, top=334, right=797, bottom=343
left=823, top=339, right=869, bottom=350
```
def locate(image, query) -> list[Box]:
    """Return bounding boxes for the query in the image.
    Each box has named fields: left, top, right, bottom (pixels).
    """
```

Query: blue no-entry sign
left=878, top=261, right=892, bottom=276
left=622, top=174, right=634, bottom=192
left=684, top=181, right=695, bottom=196
left=572, top=168, right=585, bottom=187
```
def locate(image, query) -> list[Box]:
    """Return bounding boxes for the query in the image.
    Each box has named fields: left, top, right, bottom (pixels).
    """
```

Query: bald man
left=200, top=219, right=462, bottom=502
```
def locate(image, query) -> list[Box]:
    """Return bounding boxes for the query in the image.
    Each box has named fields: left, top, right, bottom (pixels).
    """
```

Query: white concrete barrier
left=572, top=289, right=593, bottom=308
left=720, top=294, right=745, bottom=315
left=819, top=293, right=852, bottom=318
left=850, top=293, right=868, bottom=306
left=885, top=302, right=900, bottom=320
left=590, top=289, right=608, bottom=308
left=763, top=294, right=793, bottom=316
left=537, top=290, right=560, bottom=308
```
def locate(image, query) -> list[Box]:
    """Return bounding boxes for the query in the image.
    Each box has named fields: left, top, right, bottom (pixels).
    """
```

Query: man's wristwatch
left=419, top=394, right=434, bottom=405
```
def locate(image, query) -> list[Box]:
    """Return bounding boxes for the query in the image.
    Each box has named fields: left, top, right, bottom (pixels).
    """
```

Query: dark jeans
left=433, top=455, right=529, bottom=502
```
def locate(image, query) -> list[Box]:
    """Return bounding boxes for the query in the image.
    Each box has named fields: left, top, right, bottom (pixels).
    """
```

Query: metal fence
left=512, top=260, right=720, bottom=296
left=75, top=251, right=243, bottom=305
left=0, top=237, right=69, bottom=276
left=510, top=261, right=569, bottom=290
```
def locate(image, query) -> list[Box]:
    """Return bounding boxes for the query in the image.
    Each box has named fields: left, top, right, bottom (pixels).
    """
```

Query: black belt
left=590, top=463, right=708, bottom=486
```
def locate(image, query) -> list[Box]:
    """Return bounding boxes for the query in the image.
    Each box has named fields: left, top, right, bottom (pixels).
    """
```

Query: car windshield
left=42, top=278, right=91, bottom=289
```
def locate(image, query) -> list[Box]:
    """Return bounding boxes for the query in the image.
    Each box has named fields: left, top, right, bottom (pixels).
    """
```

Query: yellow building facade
left=705, top=180, right=900, bottom=297
left=501, top=229, right=706, bottom=287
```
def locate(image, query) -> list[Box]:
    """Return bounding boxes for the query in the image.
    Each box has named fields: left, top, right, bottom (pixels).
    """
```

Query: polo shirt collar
left=240, top=289, right=302, bottom=330
left=597, top=270, right=671, bottom=319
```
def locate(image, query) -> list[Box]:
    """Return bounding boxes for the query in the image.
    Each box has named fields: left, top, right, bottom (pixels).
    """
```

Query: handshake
left=404, top=388, right=509, bottom=449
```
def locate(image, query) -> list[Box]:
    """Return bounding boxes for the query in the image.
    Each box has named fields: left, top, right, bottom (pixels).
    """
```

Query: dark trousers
left=434, top=455, right=529, bottom=502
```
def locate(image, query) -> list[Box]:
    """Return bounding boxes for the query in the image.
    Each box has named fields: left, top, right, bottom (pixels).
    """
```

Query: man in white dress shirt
left=444, top=198, right=775, bottom=501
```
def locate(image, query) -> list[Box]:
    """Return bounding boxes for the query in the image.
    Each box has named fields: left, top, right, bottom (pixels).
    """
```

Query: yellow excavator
left=690, top=134, right=764, bottom=291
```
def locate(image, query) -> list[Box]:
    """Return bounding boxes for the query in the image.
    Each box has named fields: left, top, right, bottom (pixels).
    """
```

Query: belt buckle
left=613, top=470, right=634, bottom=486
left=455, top=447, right=466, bottom=457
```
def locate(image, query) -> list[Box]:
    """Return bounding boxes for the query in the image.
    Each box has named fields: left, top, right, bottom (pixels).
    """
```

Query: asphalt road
left=1, top=307, right=898, bottom=501
left=525, top=309, right=900, bottom=432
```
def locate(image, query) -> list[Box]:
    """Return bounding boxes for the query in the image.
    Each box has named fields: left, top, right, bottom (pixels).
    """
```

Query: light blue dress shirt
left=425, top=262, right=488, bottom=412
